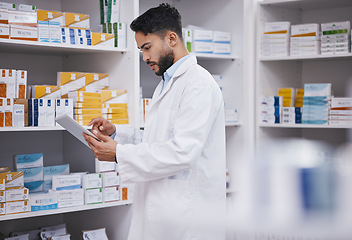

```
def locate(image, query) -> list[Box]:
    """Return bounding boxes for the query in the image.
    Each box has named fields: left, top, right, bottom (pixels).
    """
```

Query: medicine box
left=264, top=21, right=290, bottom=34
left=193, top=41, right=213, bottom=54
left=213, top=31, right=231, bottom=44
left=193, top=29, right=213, bottom=42
left=30, top=191, right=58, bottom=211
left=102, top=171, right=119, bottom=187
left=95, top=158, right=116, bottom=173
left=103, top=186, right=119, bottom=202
left=0, top=203, right=4, bottom=215
left=55, top=188, right=84, bottom=202
left=13, top=103, right=24, bottom=127
left=291, top=23, right=320, bottom=37
left=82, top=228, right=108, bottom=240
left=0, top=191, right=4, bottom=202
left=0, top=172, right=24, bottom=189
left=10, top=25, right=38, bottom=41
left=37, top=9, right=64, bottom=26
left=91, top=32, right=114, bottom=47
left=17, top=4, right=36, bottom=12
left=52, top=174, right=81, bottom=191
left=44, top=164, right=70, bottom=191
left=0, top=23, right=9, bottom=39
left=331, top=98, right=352, bottom=108
left=5, top=186, right=29, bottom=202
left=64, top=12, right=90, bottom=29
left=8, top=10, right=37, bottom=27
left=0, top=2, right=16, bottom=11
left=38, top=20, right=49, bottom=43
left=82, top=173, right=103, bottom=189
left=49, top=21, right=61, bottom=43
left=24, top=180, right=44, bottom=193
left=14, top=153, right=43, bottom=169
left=213, top=43, right=231, bottom=55
left=101, top=89, right=128, bottom=103
left=85, top=188, right=103, bottom=205
left=58, top=199, right=84, bottom=208
left=304, top=83, right=332, bottom=97
left=16, top=70, right=27, bottom=99
left=6, top=200, right=30, bottom=214
left=21, top=167, right=44, bottom=182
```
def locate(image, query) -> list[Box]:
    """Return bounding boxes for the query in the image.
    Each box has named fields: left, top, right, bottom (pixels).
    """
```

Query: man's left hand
left=83, top=129, right=117, bottom=162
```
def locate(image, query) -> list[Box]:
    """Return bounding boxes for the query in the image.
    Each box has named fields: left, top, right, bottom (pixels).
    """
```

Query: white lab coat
left=116, top=55, right=226, bottom=240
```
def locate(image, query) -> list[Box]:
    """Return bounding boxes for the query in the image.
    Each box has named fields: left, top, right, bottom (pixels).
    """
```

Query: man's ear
left=166, top=31, right=178, bottom=47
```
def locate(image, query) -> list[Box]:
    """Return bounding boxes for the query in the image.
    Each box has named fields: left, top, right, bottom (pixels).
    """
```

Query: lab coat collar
left=151, top=55, right=197, bottom=105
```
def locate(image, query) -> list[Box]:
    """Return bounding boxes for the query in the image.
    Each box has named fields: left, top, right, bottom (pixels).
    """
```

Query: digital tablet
left=55, top=114, right=101, bottom=148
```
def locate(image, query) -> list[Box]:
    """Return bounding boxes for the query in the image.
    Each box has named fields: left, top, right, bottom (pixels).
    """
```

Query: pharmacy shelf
left=260, top=53, right=352, bottom=62
left=259, top=123, right=352, bottom=129
left=192, top=53, right=237, bottom=60
left=0, top=38, right=128, bottom=55
left=0, top=126, right=65, bottom=132
left=0, top=200, right=133, bottom=222
left=259, top=0, right=352, bottom=10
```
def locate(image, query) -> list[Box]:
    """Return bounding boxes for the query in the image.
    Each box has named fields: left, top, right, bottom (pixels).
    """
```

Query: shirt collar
left=162, top=54, right=191, bottom=83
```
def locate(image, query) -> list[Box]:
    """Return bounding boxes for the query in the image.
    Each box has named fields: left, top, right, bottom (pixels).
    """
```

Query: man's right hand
left=87, top=117, right=116, bottom=136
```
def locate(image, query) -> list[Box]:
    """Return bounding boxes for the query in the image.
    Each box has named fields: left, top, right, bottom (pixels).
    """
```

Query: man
left=83, top=3, right=226, bottom=240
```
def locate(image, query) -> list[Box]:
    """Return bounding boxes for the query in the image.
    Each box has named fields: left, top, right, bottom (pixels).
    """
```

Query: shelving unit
left=256, top=0, right=352, bottom=148
left=0, top=0, right=138, bottom=239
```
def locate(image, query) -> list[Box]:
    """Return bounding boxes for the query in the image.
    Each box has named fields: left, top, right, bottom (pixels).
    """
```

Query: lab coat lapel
left=149, top=55, right=197, bottom=109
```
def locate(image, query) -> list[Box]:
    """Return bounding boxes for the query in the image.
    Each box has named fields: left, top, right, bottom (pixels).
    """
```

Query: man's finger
left=92, top=129, right=111, bottom=142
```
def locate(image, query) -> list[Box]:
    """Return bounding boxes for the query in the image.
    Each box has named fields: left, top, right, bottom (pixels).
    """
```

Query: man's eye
left=144, top=46, right=150, bottom=50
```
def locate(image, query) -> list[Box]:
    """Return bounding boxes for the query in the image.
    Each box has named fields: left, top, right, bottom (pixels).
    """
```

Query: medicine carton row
left=261, top=21, right=351, bottom=57
left=1, top=154, right=129, bottom=215
left=0, top=2, right=126, bottom=48
left=0, top=98, right=73, bottom=127
left=261, top=83, right=352, bottom=125
left=182, top=27, right=231, bottom=55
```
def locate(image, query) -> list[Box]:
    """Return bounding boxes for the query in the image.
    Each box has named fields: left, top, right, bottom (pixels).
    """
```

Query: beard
left=149, top=48, right=174, bottom=76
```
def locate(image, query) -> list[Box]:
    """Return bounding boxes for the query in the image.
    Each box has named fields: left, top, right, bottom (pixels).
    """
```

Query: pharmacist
left=83, top=3, right=226, bottom=240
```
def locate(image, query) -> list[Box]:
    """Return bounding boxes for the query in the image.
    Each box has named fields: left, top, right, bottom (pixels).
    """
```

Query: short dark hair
left=130, top=3, right=183, bottom=40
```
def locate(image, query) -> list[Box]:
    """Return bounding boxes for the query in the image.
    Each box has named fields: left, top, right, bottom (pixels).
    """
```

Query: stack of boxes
left=100, top=0, right=127, bottom=48
left=101, top=89, right=129, bottom=125
left=51, top=174, right=83, bottom=209
left=69, top=91, right=103, bottom=126
left=0, top=169, right=30, bottom=215
left=83, top=173, right=103, bottom=205
left=261, top=96, right=282, bottom=124
left=290, top=23, right=320, bottom=56
left=329, top=97, right=352, bottom=125
left=0, top=69, right=27, bottom=127
left=302, top=83, right=331, bottom=125
left=8, top=4, right=38, bottom=42
left=321, top=21, right=350, bottom=55
left=261, top=22, right=290, bottom=57
left=182, top=27, right=231, bottom=55
left=14, top=153, right=44, bottom=193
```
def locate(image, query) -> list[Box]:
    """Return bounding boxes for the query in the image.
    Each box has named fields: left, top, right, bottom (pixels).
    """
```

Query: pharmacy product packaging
left=82, top=173, right=103, bottom=189
left=85, top=188, right=103, bottom=205
left=38, top=20, right=49, bottom=42
left=103, top=186, right=119, bottom=202
left=54, top=188, right=84, bottom=202
left=24, top=180, right=44, bottom=193
left=102, top=171, right=119, bottom=187
left=44, top=164, right=70, bottom=191
left=30, top=191, right=58, bottom=211
left=10, top=25, right=37, bottom=41
left=20, top=167, right=44, bottom=182
left=0, top=172, right=24, bottom=189
left=6, top=200, right=30, bottom=214
left=14, top=152, right=43, bottom=170
left=52, top=174, right=81, bottom=191
left=95, top=158, right=116, bottom=173
left=15, top=70, right=27, bottom=99
left=8, top=10, right=37, bottom=27
left=82, top=228, right=108, bottom=240
left=0, top=23, right=9, bottom=39
left=64, top=12, right=89, bottom=29
left=13, top=103, right=24, bottom=127
left=5, top=186, right=29, bottom=202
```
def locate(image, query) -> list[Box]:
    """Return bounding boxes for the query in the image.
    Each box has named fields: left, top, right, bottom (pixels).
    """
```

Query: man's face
left=135, top=32, right=174, bottom=76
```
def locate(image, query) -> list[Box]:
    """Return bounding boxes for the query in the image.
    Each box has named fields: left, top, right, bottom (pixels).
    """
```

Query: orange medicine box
left=0, top=172, right=24, bottom=190
left=4, top=98, right=13, bottom=127
left=0, top=98, right=4, bottom=127
left=0, top=203, right=4, bottom=215
left=6, top=200, right=30, bottom=214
